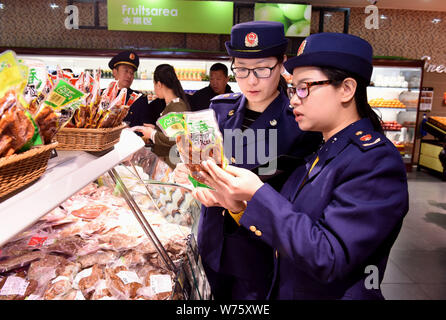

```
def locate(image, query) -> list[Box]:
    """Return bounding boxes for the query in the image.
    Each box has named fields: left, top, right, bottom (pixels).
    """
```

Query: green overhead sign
left=107, top=0, right=233, bottom=34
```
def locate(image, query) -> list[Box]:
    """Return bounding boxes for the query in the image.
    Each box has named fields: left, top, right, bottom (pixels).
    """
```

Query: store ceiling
left=308, top=0, right=446, bottom=12
left=233, top=0, right=446, bottom=12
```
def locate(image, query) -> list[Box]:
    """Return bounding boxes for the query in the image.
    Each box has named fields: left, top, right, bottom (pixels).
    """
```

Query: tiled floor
left=381, top=170, right=446, bottom=300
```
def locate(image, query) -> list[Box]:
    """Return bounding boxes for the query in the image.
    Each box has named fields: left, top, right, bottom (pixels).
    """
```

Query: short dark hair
left=210, top=63, right=228, bottom=77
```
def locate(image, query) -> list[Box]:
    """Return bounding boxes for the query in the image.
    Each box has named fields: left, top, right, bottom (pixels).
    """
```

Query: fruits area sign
left=254, top=3, right=311, bottom=37
left=107, top=0, right=233, bottom=34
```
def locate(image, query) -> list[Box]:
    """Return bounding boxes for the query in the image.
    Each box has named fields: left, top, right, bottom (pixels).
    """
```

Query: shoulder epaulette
left=350, top=129, right=386, bottom=151
left=211, top=92, right=242, bottom=102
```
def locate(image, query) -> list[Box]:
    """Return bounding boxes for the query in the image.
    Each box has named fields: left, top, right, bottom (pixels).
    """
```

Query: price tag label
left=0, top=276, right=29, bottom=296
left=116, top=271, right=142, bottom=285
left=150, top=274, right=172, bottom=294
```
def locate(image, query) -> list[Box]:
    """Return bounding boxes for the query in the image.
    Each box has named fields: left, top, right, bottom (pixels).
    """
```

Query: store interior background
left=0, top=0, right=445, bottom=299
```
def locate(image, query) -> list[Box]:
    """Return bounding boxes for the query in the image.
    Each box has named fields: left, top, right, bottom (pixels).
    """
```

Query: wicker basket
left=55, top=123, right=127, bottom=151
left=0, top=142, right=58, bottom=198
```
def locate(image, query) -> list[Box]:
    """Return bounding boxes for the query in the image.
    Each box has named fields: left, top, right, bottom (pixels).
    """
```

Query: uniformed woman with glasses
left=192, top=33, right=409, bottom=299
left=174, top=21, right=321, bottom=299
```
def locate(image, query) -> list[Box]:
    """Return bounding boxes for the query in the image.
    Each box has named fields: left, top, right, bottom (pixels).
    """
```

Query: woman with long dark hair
left=192, top=32, right=409, bottom=299
left=135, top=64, right=190, bottom=168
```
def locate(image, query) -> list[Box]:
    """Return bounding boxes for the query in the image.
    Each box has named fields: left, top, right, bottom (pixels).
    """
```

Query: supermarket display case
left=15, top=53, right=241, bottom=98
left=0, top=129, right=210, bottom=300
left=418, top=116, right=446, bottom=181
left=368, top=59, right=425, bottom=171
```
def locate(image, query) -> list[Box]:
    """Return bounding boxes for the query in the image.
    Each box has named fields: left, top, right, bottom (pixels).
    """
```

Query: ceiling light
left=324, top=13, right=332, bottom=18
left=50, top=3, right=59, bottom=9
left=380, top=15, right=388, bottom=20
left=432, top=18, right=441, bottom=24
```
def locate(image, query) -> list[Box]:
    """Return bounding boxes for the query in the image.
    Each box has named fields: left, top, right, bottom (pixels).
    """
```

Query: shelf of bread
left=369, top=98, right=406, bottom=109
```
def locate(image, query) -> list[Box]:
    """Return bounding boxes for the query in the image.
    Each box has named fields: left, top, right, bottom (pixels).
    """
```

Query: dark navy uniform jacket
left=123, top=95, right=165, bottom=127
left=197, top=91, right=322, bottom=299
left=241, top=118, right=409, bottom=299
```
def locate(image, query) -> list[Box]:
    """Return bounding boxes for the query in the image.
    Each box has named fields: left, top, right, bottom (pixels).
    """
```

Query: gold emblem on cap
left=129, top=53, right=135, bottom=60
left=270, top=119, right=277, bottom=126
left=355, top=131, right=363, bottom=136
left=297, top=40, right=306, bottom=56
left=245, top=32, right=258, bottom=48
left=228, top=110, right=235, bottom=116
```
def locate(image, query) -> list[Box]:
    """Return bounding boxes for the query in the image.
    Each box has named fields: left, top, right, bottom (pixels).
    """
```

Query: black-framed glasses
left=287, top=80, right=333, bottom=99
left=231, top=62, right=279, bottom=79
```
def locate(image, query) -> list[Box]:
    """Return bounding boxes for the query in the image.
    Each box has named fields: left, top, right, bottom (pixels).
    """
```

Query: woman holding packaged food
left=135, top=64, right=190, bottom=169
left=192, top=32, right=409, bottom=300
left=174, top=21, right=321, bottom=300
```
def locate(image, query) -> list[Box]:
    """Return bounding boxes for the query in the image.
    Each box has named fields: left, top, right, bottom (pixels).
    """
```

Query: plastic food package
left=35, top=79, right=84, bottom=144
left=157, top=109, right=228, bottom=188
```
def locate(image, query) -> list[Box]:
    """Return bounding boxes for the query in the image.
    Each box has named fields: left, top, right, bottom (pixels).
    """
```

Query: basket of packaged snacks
left=55, top=123, right=127, bottom=152
left=0, top=50, right=90, bottom=198
left=54, top=74, right=140, bottom=151
left=0, top=142, right=58, bottom=198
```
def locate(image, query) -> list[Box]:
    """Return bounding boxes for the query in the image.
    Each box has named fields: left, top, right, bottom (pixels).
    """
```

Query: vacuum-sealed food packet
left=157, top=109, right=228, bottom=188
left=0, top=51, right=43, bottom=156
left=0, top=91, right=42, bottom=157
left=35, top=79, right=84, bottom=143
left=96, top=88, right=127, bottom=128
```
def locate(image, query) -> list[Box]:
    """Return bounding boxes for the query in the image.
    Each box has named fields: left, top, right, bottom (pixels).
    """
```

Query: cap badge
left=355, top=131, right=363, bottom=136
left=297, top=40, right=307, bottom=56
left=245, top=32, right=258, bottom=48
left=360, top=134, right=372, bottom=141
left=129, top=53, right=135, bottom=60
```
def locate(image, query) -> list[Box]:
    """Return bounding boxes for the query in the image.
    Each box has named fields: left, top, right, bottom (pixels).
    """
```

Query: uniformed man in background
left=189, top=63, right=233, bottom=111
left=107, top=50, right=164, bottom=127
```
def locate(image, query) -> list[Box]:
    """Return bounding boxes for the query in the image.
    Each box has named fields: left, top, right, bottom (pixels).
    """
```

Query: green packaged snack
left=157, top=109, right=228, bottom=189
left=35, top=79, right=84, bottom=144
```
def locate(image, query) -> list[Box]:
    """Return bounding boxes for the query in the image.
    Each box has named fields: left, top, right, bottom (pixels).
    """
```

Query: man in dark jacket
left=189, top=63, right=233, bottom=111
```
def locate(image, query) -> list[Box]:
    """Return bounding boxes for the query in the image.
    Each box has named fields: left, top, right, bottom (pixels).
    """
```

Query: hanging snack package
left=21, top=58, right=47, bottom=115
left=157, top=109, right=228, bottom=189
left=35, top=79, right=84, bottom=144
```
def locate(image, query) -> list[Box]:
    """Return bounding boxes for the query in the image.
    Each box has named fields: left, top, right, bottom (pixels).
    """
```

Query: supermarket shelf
left=100, top=79, right=241, bottom=93
left=368, top=86, right=419, bottom=90
left=371, top=106, right=407, bottom=110
left=0, top=129, right=145, bottom=247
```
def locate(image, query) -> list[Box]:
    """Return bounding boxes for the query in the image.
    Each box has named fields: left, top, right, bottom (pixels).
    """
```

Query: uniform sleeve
left=240, top=147, right=408, bottom=284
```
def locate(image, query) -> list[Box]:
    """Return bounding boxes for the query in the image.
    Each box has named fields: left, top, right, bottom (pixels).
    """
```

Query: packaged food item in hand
left=157, top=109, right=228, bottom=188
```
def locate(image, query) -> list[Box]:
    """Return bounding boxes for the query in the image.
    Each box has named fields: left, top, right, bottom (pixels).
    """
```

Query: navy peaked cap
left=108, top=50, right=139, bottom=70
left=225, top=21, right=288, bottom=58
left=284, top=32, right=373, bottom=82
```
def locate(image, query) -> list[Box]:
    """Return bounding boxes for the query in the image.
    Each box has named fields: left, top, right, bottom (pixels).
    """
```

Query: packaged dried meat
left=35, top=79, right=84, bottom=143
left=157, top=109, right=228, bottom=188
left=96, top=88, right=127, bottom=128
left=104, top=264, right=143, bottom=300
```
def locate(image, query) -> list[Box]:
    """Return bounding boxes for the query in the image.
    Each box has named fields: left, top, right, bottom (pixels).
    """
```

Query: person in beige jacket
left=135, top=64, right=190, bottom=168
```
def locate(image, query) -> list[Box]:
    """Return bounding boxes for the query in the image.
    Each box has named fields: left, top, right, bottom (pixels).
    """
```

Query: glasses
left=231, top=62, right=279, bottom=79
left=287, top=80, right=333, bottom=99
